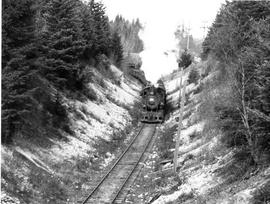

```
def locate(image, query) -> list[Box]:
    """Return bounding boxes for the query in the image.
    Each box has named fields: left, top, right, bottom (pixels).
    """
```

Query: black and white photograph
left=1, top=0, right=270, bottom=203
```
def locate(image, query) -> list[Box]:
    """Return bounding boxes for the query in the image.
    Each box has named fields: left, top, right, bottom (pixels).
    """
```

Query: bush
left=83, top=86, right=98, bottom=101
left=253, top=180, right=270, bottom=204
left=40, top=175, right=68, bottom=204
left=176, top=192, right=195, bottom=203
left=96, top=77, right=106, bottom=88
left=193, top=83, right=203, bottom=95
left=156, top=124, right=177, bottom=160
left=164, top=99, right=175, bottom=117
left=178, top=49, right=193, bottom=69
left=217, top=106, right=247, bottom=147
left=189, top=131, right=201, bottom=141
left=188, top=68, right=200, bottom=84
left=127, top=101, right=143, bottom=126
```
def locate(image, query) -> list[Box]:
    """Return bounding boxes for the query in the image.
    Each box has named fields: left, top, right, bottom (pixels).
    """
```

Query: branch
left=247, top=107, right=270, bottom=122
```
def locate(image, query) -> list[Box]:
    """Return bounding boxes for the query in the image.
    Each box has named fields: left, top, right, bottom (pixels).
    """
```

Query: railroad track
left=80, top=123, right=157, bottom=204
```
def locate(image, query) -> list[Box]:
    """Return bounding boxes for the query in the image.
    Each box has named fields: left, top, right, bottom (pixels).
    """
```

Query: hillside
left=159, top=64, right=269, bottom=203
left=1, top=0, right=146, bottom=203
left=2, top=1, right=269, bottom=204
left=1, top=64, right=145, bottom=203
left=124, top=2, right=270, bottom=203
left=124, top=63, right=269, bottom=204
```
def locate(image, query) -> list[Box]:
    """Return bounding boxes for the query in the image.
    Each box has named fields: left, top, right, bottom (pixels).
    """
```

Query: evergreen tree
left=89, top=0, right=111, bottom=56
left=41, top=0, right=84, bottom=90
left=2, top=0, right=37, bottom=67
left=201, top=1, right=270, bottom=164
left=178, top=49, right=192, bottom=69
left=110, top=15, right=144, bottom=53
left=79, top=2, right=97, bottom=61
left=2, top=0, right=39, bottom=143
left=2, top=0, right=129, bottom=145
left=110, top=31, right=124, bottom=67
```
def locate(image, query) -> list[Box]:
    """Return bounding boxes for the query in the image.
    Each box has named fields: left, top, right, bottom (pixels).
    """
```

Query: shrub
left=184, top=91, right=192, bottom=106
left=176, top=192, right=195, bottom=203
left=182, top=108, right=192, bottom=120
left=189, top=131, right=201, bottom=141
left=83, top=86, right=98, bottom=101
left=201, top=63, right=213, bottom=78
left=96, top=77, right=106, bottom=88
left=40, top=175, right=68, bottom=204
left=193, top=83, right=203, bottom=95
left=156, top=124, right=177, bottom=160
left=164, top=99, right=175, bottom=117
left=93, top=124, right=132, bottom=157
left=2, top=160, right=33, bottom=203
left=127, top=101, right=143, bottom=126
left=217, top=106, right=247, bottom=147
left=178, top=49, right=193, bottom=69
left=188, top=68, right=200, bottom=84
left=253, top=180, right=270, bottom=204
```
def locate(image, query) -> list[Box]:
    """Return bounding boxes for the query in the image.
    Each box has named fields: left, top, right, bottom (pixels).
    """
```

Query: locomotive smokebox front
left=147, top=95, right=159, bottom=109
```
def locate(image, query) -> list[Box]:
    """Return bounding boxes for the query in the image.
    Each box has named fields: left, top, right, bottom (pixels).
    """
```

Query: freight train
left=140, top=80, right=166, bottom=123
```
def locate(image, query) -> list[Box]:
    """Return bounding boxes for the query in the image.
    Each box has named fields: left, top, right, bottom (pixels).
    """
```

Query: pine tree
left=41, top=0, right=84, bottom=90
left=2, top=0, right=37, bottom=67
left=2, top=0, right=39, bottom=143
left=178, top=49, right=192, bottom=69
left=110, top=15, right=144, bottom=53
left=201, top=0, right=270, bottom=164
left=79, top=2, right=97, bottom=61
left=110, top=31, right=123, bottom=67
left=89, top=0, right=111, bottom=56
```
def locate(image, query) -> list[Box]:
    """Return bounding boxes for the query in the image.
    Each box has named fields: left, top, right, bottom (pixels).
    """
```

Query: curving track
left=80, top=123, right=157, bottom=204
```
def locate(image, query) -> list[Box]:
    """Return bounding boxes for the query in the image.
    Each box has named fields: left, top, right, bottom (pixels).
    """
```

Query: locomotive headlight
left=148, top=97, right=155, bottom=105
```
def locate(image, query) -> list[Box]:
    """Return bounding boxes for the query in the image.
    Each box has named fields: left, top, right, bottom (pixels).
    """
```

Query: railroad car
left=140, top=80, right=166, bottom=123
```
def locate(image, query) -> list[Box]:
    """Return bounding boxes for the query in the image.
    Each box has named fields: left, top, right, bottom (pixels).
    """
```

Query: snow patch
left=180, top=122, right=204, bottom=144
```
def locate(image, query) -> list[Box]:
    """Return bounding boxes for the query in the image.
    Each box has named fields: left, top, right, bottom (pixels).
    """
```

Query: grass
left=253, top=180, right=270, bottom=203
left=93, top=125, right=131, bottom=156
left=2, top=152, right=69, bottom=204
left=176, top=192, right=195, bottom=203
left=213, top=148, right=255, bottom=186
left=2, top=87, right=143, bottom=203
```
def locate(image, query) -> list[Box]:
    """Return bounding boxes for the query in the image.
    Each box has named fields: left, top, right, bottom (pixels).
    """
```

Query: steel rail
left=81, top=123, right=145, bottom=204
left=111, top=124, right=157, bottom=203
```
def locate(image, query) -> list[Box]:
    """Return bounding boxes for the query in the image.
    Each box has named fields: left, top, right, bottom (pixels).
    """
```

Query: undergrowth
left=156, top=124, right=177, bottom=161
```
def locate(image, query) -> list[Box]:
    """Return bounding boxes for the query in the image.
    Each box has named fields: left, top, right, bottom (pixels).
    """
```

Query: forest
left=2, top=0, right=144, bottom=144
left=110, top=15, right=144, bottom=54
left=1, top=0, right=270, bottom=203
left=201, top=1, right=270, bottom=165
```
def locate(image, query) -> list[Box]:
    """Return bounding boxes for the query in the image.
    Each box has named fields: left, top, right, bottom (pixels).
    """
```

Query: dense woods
left=1, top=0, right=141, bottom=144
left=201, top=1, right=270, bottom=165
left=110, top=15, right=144, bottom=54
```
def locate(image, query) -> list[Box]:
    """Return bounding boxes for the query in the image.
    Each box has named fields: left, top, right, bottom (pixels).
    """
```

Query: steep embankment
left=1, top=65, right=143, bottom=204
left=152, top=62, right=270, bottom=204
left=125, top=62, right=269, bottom=204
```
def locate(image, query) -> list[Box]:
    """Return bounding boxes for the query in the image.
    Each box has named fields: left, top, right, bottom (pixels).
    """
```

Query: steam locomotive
left=140, top=80, right=166, bottom=123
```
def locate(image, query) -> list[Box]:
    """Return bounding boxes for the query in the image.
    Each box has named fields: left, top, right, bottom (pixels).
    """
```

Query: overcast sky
left=102, top=0, right=225, bottom=82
